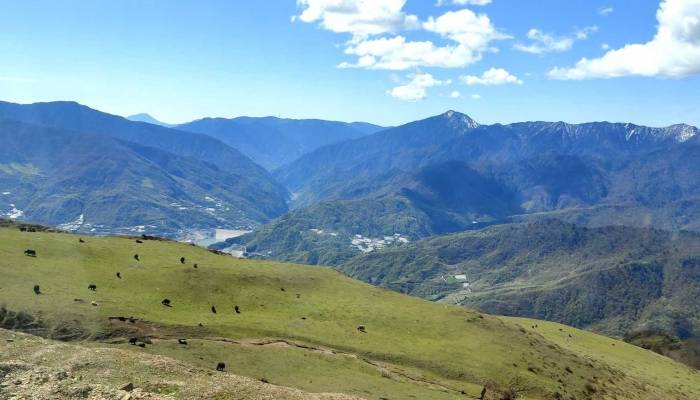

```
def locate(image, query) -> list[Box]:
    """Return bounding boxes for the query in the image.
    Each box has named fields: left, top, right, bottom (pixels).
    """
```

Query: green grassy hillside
left=1, top=224, right=700, bottom=399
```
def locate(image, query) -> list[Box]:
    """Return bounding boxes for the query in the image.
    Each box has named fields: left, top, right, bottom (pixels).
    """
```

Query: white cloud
left=294, top=0, right=419, bottom=38
left=423, top=9, right=509, bottom=49
left=514, top=26, right=597, bottom=54
left=341, top=35, right=487, bottom=70
left=601, top=43, right=610, bottom=50
left=599, top=7, right=614, bottom=16
left=297, top=2, right=508, bottom=71
left=471, top=93, right=482, bottom=99
left=340, top=9, right=508, bottom=70
left=436, top=0, right=492, bottom=6
left=449, top=90, right=461, bottom=98
left=387, top=73, right=448, bottom=101
left=549, top=0, right=700, bottom=79
left=461, top=67, right=523, bottom=85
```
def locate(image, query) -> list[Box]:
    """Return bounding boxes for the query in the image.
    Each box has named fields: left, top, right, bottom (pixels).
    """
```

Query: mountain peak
left=439, top=110, right=479, bottom=131
left=127, top=113, right=174, bottom=128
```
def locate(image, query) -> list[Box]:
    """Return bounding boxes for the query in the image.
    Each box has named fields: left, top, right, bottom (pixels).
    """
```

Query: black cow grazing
left=129, top=337, right=138, bottom=345
left=280, top=287, right=285, bottom=292
left=116, top=272, right=122, bottom=279
left=178, top=339, right=188, bottom=345
left=193, top=263, right=198, bottom=269
left=78, top=238, right=85, bottom=243
left=33, top=285, right=41, bottom=295
left=357, top=325, right=366, bottom=333
left=134, top=254, right=140, bottom=261
left=216, top=362, right=226, bottom=371
left=88, top=284, right=97, bottom=291
left=162, top=298, right=172, bottom=307
left=211, top=306, right=217, bottom=314
left=135, top=239, right=143, bottom=244
left=138, top=343, right=146, bottom=348
left=24, top=249, right=36, bottom=257
left=234, top=305, right=241, bottom=314
left=180, top=257, right=186, bottom=264
left=296, top=294, right=300, bottom=299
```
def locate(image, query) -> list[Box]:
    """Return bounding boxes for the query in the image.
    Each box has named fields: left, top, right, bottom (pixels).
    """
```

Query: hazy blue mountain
left=278, top=111, right=697, bottom=207
left=178, top=116, right=384, bottom=170
left=0, top=101, right=287, bottom=194
left=0, top=119, right=286, bottom=236
left=126, top=113, right=175, bottom=128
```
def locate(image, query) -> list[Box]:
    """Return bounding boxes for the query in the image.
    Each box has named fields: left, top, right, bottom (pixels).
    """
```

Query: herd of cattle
left=21, top=233, right=369, bottom=374
left=23, top=236, right=237, bottom=371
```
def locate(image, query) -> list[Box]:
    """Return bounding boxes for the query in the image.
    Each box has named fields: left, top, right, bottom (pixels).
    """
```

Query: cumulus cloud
left=436, top=0, right=492, bottom=6
left=387, top=73, right=449, bottom=101
left=471, top=93, right=482, bottom=99
left=549, top=0, right=700, bottom=79
left=294, top=0, right=419, bottom=37
left=449, top=90, right=461, bottom=98
left=461, top=67, right=523, bottom=85
left=297, top=1, right=508, bottom=71
left=339, top=35, right=486, bottom=69
left=514, top=26, right=598, bottom=54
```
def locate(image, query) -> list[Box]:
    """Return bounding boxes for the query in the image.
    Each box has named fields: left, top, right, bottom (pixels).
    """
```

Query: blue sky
left=0, top=0, right=698, bottom=127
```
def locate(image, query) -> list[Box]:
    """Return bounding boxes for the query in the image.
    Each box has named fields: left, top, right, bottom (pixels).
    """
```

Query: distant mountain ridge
left=279, top=111, right=698, bottom=206
left=0, top=119, right=288, bottom=235
left=179, top=116, right=384, bottom=170
left=0, top=101, right=291, bottom=236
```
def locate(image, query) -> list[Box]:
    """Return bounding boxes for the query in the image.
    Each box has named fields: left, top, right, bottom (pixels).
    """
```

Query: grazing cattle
left=216, top=362, right=226, bottom=371
left=296, top=294, right=300, bottom=299
left=357, top=325, right=366, bottom=333
left=162, top=298, right=172, bottom=307
left=211, top=306, right=217, bottom=314
left=88, top=284, right=97, bottom=291
left=138, top=343, right=146, bottom=348
left=79, top=238, right=85, bottom=243
left=135, top=239, right=143, bottom=244
left=134, top=254, right=140, bottom=261
left=180, top=257, right=186, bottom=264
left=116, top=272, right=122, bottom=279
left=178, top=339, right=188, bottom=345
left=129, top=337, right=138, bottom=345
left=91, top=301, right=98, bottom=306
left=280, top=287, right=285, bottom=292
left=198, top=323, right=203, bottom=327
left=33, top=285, right=41, bottom=295
left=193, top=263, right=198, bottom=269
left=74, top=298, right=83, bottom=302
left=24, top=249, right=36, bottom=257
left=234, top=305, right=241, bottom=314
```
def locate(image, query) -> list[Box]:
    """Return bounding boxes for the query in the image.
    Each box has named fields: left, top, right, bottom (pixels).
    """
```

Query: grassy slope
left=0, top=328, right=359, bottom=400
left=1, top=227, right=699, bottom=399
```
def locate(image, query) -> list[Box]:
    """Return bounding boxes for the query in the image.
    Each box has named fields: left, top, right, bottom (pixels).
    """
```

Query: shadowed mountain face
left=0, top=101, right=287, bottom=195
left=179, top=116, right=383, bottom=170
left=0, top=117, right=289, bottom=236
left=278, top=111, right=697, bottom=207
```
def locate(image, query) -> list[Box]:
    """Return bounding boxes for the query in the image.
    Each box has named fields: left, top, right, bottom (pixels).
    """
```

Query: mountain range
left=178, top=116, right=383, bottom=170
left=0, top=101, right=290, bottom=235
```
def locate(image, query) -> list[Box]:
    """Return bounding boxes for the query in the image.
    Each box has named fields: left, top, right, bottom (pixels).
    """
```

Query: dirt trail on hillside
left=0, top=328, right=363, bottom=400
